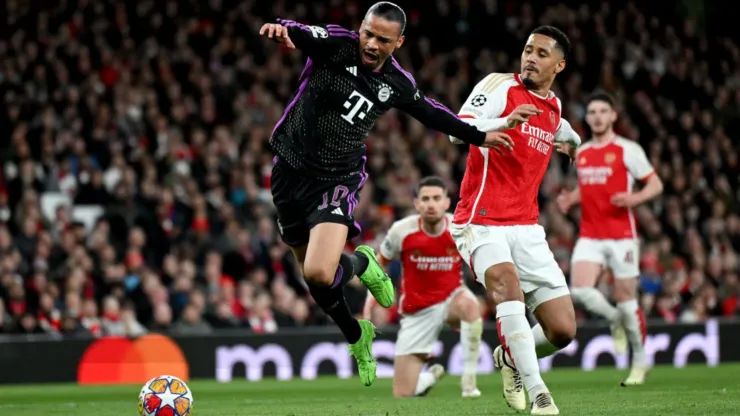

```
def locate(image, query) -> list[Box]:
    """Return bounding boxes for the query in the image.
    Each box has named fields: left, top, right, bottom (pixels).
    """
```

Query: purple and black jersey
left=270, top=19, right=486, bottom=180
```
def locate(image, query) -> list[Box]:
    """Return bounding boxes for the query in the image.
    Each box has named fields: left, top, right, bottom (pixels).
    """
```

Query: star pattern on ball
left=140, top=375, right=192, bottom=416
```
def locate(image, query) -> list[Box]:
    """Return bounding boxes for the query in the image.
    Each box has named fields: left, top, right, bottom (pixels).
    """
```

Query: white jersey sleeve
left=621, top=138, right=654, bottom=181
left=379, top=215, right=420, bottom=261
left=554, top=118, right=581, bottom=147
left=379, top=223, right=402, bottom=261
left=450, top=73, right=517, bottom=144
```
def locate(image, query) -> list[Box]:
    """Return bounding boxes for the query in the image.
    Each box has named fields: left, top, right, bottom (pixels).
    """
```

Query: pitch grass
left=0, top=364, right=738, bottom=415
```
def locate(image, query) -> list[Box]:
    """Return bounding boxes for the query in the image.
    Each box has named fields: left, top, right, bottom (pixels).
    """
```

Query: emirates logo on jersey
left=578, top=166, right=613, bottom=185
left=409, top=254, right=459, bottom=271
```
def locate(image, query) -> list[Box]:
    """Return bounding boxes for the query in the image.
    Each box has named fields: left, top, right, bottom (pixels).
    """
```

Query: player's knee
left=547, top=321, right=577, bottom=349
left=613, top=278, right=637, bottom=302
left=302, top=260, right=337, bottom=286
left=484, top=264, right=522, bottom=302
left=460, top=298, right=481, bottom=322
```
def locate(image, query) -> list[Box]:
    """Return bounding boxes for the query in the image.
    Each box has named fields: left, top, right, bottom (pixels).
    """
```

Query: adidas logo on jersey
left=346, top=66, right=357, bottom=76
left=331, top=207, right=344, bottom=216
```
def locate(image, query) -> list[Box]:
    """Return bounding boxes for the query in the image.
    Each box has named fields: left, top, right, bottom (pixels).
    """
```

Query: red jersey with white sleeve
left=450, top=73, right=581, bottom=226
left=576, top=136, right=655, bottom=240
left=379, top=214, right=463, bottom=315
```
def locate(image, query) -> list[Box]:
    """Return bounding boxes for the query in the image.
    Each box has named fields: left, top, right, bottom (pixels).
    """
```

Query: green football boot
left=348, top=320, right=378, bottom=386
left=354, top=245, right=395, bottom=308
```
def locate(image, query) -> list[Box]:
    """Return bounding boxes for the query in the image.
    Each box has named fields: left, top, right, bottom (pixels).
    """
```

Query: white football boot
left=531, top=392, right=560, bottom=415
left=416, top=364, right=445, bottom=396
left=461, top=373, right=481, bottom=398
left=621, top=365, right=649, bottom=386
left=493, top=345, right=526, bottom=411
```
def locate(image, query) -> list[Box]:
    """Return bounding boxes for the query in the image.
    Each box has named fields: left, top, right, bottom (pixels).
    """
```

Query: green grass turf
left=0, top=364, right=738, bottom=415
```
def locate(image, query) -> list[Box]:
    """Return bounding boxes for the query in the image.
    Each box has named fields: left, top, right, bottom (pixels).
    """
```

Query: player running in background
left=259, top=2, right=512, bottom=387
left=449, top=26, right=581, bottom=415
left=556, top=92, right=663, bottom=386
left=363, top=177, right=483, bottom=398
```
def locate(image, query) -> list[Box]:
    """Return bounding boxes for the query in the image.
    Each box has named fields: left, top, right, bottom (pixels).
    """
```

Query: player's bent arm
left=623, top=139, right=663, bottom=204
left=634, top=173, right=664, bottom=205
left=397, top=95, right=486, bottom=146
left=272, top=19, right=345, bottom=58
left=555, top=118, right=582, bottom=148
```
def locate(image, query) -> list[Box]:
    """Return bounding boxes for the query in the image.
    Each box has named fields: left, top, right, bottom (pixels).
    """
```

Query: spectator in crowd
left=0, top=0, right=738, bottom=337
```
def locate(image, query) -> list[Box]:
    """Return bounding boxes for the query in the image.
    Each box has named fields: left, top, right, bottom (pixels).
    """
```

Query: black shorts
left=270, top=160, right=367, bottom=247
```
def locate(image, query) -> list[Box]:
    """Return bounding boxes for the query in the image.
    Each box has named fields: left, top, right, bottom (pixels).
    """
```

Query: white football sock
left=460, top=318, right=483, bottom=388
left=414, top=371, right=436, bottom=396
left=461, top=318, right=482, bottom=385
left=571, top=287, right=620, bottom=322
left=617, top=299, right=647, bottom=367
left=531, top=323, right=561, bottom=358
left=496, top=301, right=547, bottom=398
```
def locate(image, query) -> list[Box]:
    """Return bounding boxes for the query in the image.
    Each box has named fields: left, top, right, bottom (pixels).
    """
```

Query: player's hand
left=610, top=192, right=641, bottom=208
left=259, top=23, right=296, bottom=49
left=555, top=190, right=572, bottom=214
left=481, top=132, right=514, bottom=154
left=506, top=104, right=543, bottom=129
left=555, top=142, right=577, bottom=164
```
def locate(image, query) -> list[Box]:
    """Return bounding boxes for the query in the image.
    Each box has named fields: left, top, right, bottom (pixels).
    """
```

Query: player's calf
left=486, top=263, right=550, bottom=405
left=570, top=261, right=626, bottom=354
left=531, top=295, right=577, bottom=358
left=446, top=290, right=482, bottom=397
left=393, top=355, right=444, bottom=398
left=613, top=277, right=649, bottom=384
left=303, top=223, right=369, bottom=346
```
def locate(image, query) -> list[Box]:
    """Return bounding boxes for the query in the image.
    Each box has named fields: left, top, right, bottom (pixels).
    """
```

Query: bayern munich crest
left=378, top=85, right=391, bottom=102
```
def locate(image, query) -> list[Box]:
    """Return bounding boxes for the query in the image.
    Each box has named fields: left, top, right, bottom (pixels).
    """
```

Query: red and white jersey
left=576, top=136, right=655, bottom=240
left=379, top=214, right=463, bottom=315
left=451, top=73, right=581, bottom=226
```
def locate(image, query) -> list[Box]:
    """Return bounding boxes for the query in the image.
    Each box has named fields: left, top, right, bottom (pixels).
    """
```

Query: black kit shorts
left=270, top=159, right=367, bottom=247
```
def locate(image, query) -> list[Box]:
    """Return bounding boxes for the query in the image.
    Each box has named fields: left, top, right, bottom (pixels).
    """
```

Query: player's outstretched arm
left=260, top=20, right=348, bottom=58
left=396, top=92, right=513, bottom=153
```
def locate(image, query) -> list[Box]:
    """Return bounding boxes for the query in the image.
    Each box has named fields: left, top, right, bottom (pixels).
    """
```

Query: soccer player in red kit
left=449, top=26, right=581, bottom=415
left=556, top=92, right=663, bottom=386
left=363, top=177, right=483, bottom=398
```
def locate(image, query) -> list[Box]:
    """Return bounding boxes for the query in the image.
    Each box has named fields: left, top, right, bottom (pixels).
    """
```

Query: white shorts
left=571, top=237, right=640, bottom=279
left=395, top=286, right=474, bottom=356
left=450, top=223, right=569, bottom=313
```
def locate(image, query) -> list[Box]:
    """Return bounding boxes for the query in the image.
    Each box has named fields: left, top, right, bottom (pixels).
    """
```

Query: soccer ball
left=138, top=375, right=194, bottom=416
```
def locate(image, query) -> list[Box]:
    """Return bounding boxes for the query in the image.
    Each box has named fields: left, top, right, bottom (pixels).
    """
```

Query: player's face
left=414, top=186, right=450, bottom=224
left=520, top=34, right=565, bottom=89
left=359, top=14, right=405, bottom=69
left=585, top=100, right=617, bottom=135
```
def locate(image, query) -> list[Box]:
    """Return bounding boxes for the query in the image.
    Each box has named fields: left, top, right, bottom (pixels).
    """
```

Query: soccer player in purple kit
left=259, top=2, right=512, bottom=386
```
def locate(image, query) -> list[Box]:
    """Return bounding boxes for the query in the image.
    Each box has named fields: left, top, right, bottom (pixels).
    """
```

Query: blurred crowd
left=0, top=0, right=738, bottom=337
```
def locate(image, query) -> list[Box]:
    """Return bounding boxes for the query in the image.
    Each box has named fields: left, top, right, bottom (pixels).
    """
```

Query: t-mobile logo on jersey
left=341, top=90, right=374, bottom=125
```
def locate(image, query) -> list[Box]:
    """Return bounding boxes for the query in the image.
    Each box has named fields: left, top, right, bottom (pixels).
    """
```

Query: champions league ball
left=138, top=375, right=194, bottom=416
